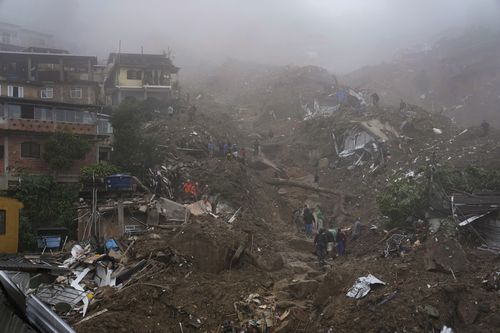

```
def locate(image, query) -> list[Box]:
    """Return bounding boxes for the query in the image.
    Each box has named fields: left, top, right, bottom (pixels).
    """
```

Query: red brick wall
left=0, top=133, right=97, bottom=178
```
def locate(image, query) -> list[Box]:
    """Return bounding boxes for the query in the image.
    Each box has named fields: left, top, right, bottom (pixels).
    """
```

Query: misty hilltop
left=343, top=29, right=500, bottom=126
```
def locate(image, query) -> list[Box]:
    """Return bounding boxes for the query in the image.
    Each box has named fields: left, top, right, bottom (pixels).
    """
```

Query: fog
left=1, top=0, right=500, bottom=73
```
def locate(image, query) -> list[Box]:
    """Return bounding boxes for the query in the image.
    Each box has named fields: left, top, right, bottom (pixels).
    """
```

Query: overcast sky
left=1, top=0, right=500, bottom=74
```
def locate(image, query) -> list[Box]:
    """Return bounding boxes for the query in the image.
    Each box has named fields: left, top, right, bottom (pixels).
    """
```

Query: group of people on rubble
left=302, top=204, right=363, bottom=264
left=206, top=138, right=260, bottom=162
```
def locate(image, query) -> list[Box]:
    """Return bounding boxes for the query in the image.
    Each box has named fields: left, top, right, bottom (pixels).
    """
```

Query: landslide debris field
left=72, top=85, right=500, bottom=333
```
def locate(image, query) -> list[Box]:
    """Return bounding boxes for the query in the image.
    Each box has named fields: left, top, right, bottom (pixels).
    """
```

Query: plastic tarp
left=346, top=274, right=385, bottom=299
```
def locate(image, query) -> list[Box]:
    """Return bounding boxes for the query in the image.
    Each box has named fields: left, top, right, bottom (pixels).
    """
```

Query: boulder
left=288, top=280, right=319, bottom=299
left=424, top=238, right=469, bottom=273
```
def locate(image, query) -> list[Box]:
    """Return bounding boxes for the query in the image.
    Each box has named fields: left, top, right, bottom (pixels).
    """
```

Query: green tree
left=377, top=175, right=428, bottom=228
left=43, top=130, right=91, bottom=173
left=110, top=101, right=161, bottom=178
left=80, top=163, right=121, bottom=182
left=14, top=175, right=79, bottom=251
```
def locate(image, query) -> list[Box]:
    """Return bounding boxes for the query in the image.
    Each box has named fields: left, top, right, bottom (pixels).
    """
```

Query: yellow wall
left=117, top=68, right=143, bottom=87
left=0, top=197, right=23, bottom=253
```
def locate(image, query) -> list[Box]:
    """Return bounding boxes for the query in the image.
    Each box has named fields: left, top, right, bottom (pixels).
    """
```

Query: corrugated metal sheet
left=0, top=290, right=36, bottom=333
left=0, top=271, right=76, bottom=333
left=26, top=296, right=76, bottom=333
left=452, top=193, right=500, bottom=249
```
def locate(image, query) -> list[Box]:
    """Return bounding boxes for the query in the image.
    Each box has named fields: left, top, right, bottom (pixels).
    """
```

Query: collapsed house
left=332, top=119, right=399, bottom=170
left=451, top=192, right=500, bottom=252
left=77, top=175, right=189, bottom=242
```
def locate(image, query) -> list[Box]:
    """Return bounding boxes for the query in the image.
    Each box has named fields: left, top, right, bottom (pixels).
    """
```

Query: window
left=7, top=86, right=24, bottom=98
left=7, top=104, right=21, bottom=118
left=65, top=110, right=76, bottom=122
left=0, top=146, right=4, bottom=159
left=1, top=32, right=10, bottom=44
left=98, top=119, right=113, bottom=135
left=55, top=109, right=66, bottom=122
left=70, top=87, right=82, bottom=99
left=21, top=142, right=41, bottom=159
left=0, top=210, right=5, bottom=235
left=82, top=111, right=95, bottom=124
left=126, top=69, right=142, bottom=80
left=98, top=147, right=111, bottom=163
left=40, top=87, right=53, bottom=99
left=20, top=105, right=34, bottom=119
left=34, top=107, right=53, bottom=121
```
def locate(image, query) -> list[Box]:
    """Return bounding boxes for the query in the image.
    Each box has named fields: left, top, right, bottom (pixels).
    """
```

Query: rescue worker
left=336, top=228, right=347, bottom=256
left=352, top=218, right=362, bottom=240
left=327, top=224, right=337, bottom=258
left=314, top=228, right=328, bottom=265
left=183, top=180, right=194, bottom=202
left=314, top=205, right=324, bottom=231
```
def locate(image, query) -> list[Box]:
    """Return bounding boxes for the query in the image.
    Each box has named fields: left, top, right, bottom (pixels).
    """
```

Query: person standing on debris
left=336, top=228, right=347, bottom=256
left=399, top=99, right=406, bottom=112
left=253, top=139, right=260, bottom=156
left=191, top=182, right=200, bottom=201
left=201, top=184, right=210, bottom=201
left=231, top=144, right=238, bottom=159
left=303, top=205, right=315, bottom=238
left=188, top=105, right=197, bottom=121
left=208, top=141, right=215, bottom=158
left=314, top=228, right=328, bottom=265
left=223, top=142, right=229, bottom=156
left=167, top=105, right=174, bottom=117
left=481, top=120, right=490, bottom=136
left=183, top=179, right=194, bottom=202
left=352, top=218, right=362, bottom=240
left=371, top=93, right=380, bottom=107
left=154, top=170, right=163, bottom=196
left=314, top=205, right=325, bottom=231
left=327, top=224, right=337, bottom=257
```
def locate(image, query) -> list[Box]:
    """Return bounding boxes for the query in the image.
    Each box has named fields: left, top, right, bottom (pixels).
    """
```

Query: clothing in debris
left=336, top=228, right=347, bottom=255
left=167, top=106, right=174, bottom=116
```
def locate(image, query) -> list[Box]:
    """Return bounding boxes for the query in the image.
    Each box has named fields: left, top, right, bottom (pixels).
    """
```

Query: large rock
left=424, top=237, right=469, bottom=274
left=256, top=253, right=284, bottom=272
left=288, top=280, right=319, bottom=299
left=314, top=270, right=350, bottom=306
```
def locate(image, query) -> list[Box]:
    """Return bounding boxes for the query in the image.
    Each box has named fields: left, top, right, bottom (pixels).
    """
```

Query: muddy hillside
left=68, top=79, right=500, bottom=333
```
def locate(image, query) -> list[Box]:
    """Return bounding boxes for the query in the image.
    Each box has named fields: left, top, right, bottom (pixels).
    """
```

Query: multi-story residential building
left=105, top=52, right=179, bottom=106
left=0, top=50, right=113, bottom=189
left=0, top=21, right=53, bottom=49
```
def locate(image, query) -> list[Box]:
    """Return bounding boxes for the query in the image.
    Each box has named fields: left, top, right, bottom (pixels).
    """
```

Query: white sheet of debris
left=346, top=274, right=385, bottom=299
